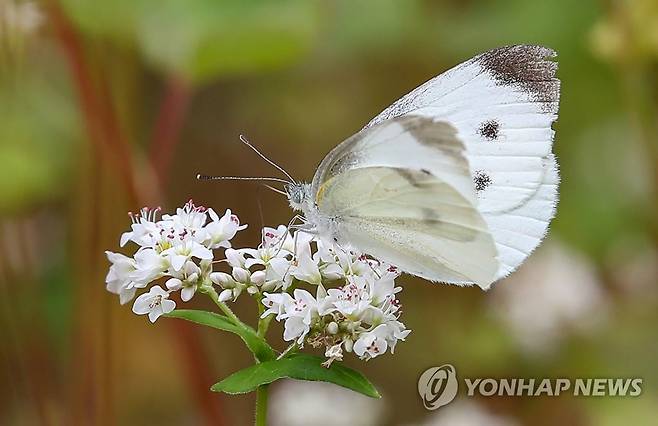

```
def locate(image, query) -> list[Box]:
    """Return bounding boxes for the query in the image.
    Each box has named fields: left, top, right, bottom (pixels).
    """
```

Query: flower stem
left=255, top=384, right=269, bottom=426
left=277, top=342, right=299, bottom=360
left=256, top=297, right=272, bottom=338
left=253, top=298, right=273, bottom=424
left=205, top=287, right=244, bottom=328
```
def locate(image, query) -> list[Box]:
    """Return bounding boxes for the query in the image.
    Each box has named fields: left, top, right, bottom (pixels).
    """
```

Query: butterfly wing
left=364, top=45, right=560, bottom=280
left=312, top=116, right=499, bottom=289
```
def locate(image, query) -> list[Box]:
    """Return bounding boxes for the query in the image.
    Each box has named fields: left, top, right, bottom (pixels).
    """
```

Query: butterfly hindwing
left=312, top=117, right=499, bottom=288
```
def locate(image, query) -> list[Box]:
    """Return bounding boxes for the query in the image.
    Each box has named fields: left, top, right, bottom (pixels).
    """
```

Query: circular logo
left=418, top=364, right=458, bottom=410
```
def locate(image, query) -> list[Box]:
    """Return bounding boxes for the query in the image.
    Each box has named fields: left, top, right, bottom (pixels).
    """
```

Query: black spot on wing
left=477, top=45, right=560, bottom=108
left=478, top=120, right=500, bottom=141
left=473, top=170, right=492, bottom=192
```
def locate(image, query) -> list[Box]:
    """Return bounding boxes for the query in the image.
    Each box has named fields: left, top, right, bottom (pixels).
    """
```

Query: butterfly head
left=285, top=182, right=312, bottom=211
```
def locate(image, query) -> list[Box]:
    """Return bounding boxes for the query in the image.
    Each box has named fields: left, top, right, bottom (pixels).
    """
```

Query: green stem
left=205, top=287, right=246, bottom=329
left=255, top=384, right=269, bottom=426
left=254, top=300, right=271, bottom=425
left=277, top=342, right=298, bottom=360
left=256, top=297, right=272, bottom=338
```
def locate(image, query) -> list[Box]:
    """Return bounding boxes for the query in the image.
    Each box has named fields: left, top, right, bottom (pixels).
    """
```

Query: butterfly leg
left=270, top=214, right=307, bottom=258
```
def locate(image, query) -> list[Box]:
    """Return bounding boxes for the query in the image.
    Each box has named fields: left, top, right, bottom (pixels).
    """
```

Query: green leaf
left=60, top=1, right=322, bottom=83
left=211, top=354, right=381, bottom=398
left=166, top=310, right=275, bottom=361
left=137, top=0, right=321, bottom=82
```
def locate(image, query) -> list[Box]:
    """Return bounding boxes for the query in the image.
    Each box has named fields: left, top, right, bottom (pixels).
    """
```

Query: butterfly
left=203, top=45, right=560, bottom=290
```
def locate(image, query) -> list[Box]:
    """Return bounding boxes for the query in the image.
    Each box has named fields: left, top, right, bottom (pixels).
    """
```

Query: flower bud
left=261, top=280, right=277, bottom=292
left=225, top=249, right=244, bottom=267
left=326, top=321, right=339, bottom=335
left=218, top=289, right=233, bottom=302
left=247, top=285, right=259, bottom=295
left=232, top=267, right=250, bottom=284
left=165, top=277, right=182, bottom=291
left=250, top=270, right=266, bottom=286
left=210, top=272, right=234, bottom=288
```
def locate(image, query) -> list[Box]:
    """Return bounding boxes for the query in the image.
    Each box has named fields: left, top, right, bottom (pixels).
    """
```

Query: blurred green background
left=1, top=0, right=657, bottom=425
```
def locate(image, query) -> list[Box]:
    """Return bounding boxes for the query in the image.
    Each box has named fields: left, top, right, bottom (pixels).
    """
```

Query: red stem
left=48, top=3, right=226, bottom=426
left=149, top=76, right=192, bottom=186
left=47, top=1, right=140, bottom=205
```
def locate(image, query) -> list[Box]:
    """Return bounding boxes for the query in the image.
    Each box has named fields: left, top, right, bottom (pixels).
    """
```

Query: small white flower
left=262, top=225, right=295, bottom=251
left=162, top=200, right=208, bottom=238
left=353, top=324, right=390, bottom=360
left=132, top=286, right=176, bottom=323
left=264, top=257, right=293, bottom=290
left=281, top=289, right=319, bottom=344
left=161, top=241, right=213, bottom=271
left=120, top=207, right=164, bottom=248
left=324, top=276, right=371, bottom=317
left=291, top=252, right=322, bottom=285
left=225, top=248, right=247, bottom=268
left=105, top=251, right=137, bottom=304
left=283, top=316, right=310, bottom=343
left=204, top=209, right=247, bottom=249
left=369, top=273, right=400, bottom=306
left=261, top=292, right=293, bottom=320
left=131, top=248, right=169, bottom=288
left=239, top=226, right=293, bottom=273
left=383, top=320, right=411, bottom=354
left=167, top=261, right=201, bottom=302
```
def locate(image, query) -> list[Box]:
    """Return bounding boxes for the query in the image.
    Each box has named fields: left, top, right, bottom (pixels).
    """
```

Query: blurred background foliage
left=0, top=0, right=656, bottom=425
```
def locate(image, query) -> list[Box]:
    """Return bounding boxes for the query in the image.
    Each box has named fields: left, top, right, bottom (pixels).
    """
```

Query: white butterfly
left=206, top=45, right=560, bottom=290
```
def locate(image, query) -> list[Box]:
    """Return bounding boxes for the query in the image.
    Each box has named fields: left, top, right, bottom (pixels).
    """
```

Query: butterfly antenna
left=239, top=134, right=297, bottom=184
left=196, top=175, right=291, bottom=185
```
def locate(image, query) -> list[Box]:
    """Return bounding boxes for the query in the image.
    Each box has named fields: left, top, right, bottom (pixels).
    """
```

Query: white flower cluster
left=254, top=227, right=411, bottom=363
left=105, top=202, right=411, bottom=363
left=105, top=200, right=246, bottom=322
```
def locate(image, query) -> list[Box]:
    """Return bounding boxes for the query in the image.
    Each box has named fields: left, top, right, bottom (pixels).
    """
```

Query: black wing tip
left=479, top=44, right=558, bottom=61
left=476, top=44, right=560, bottom=105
